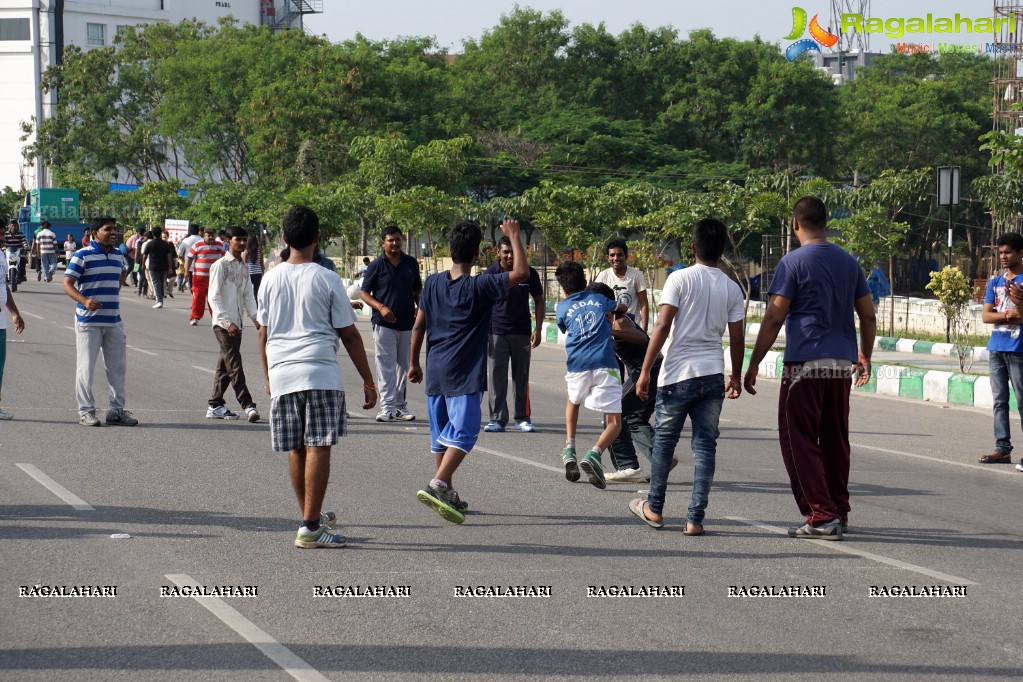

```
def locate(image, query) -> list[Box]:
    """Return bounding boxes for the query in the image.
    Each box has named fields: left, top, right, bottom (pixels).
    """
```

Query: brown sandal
left=683, top=522, right=704, bottom=536
left=979, top=451, right=1011, bottom=464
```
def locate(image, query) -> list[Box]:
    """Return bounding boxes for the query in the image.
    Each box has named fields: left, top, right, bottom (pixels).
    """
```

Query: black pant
left=488, top=333, right=531, bottom=426
left=608, top=359, right=661, bottom=471
left=209, top=326, right=254, bottom=409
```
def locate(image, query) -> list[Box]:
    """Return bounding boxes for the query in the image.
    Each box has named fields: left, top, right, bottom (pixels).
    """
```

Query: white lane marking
left=191, top=366, right=215, bottom=374
left=726, top=516, right=977, bottom=586
left=127, top=346, right=157, bottom=356
left=15, top=463, right=95, bottom=511
left=63, top=326, right=75, bottom=332
left=852, top=442, right=1020, bottom=477
left=22, top=311, right=44, bottom=320
left=474, top=445, right=563, bottom=473
left=164, top=574, right=329, bottom=682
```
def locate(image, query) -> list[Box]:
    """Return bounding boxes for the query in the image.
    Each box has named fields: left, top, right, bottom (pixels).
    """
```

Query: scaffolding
left=261, top=0, right=323, bottom=33
left=828, top=1, right=870, bottom=53
left=992, top=2, right=1023, bottom=236
left=759, top=235, right=783, bottom=303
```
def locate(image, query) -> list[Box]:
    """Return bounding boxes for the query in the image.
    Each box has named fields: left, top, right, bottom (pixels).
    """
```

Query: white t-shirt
left=595, top=266, right=647, bottom=321
left=658, top=264, right=745, bottom=385
left=257, top=263, right=356, bottom=397
left=177, top=234, right=203, bottom=270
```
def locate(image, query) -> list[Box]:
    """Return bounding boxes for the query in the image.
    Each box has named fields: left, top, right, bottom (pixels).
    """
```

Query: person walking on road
left=258, top=205, right=376, bottom=549
left=0, top=227, right=26, bottom=419
left=34, top=221, right=58, bottom=283
left=141, top=226, right=175, bottom=309
left=743, top=197, right=875, bottom=540
left=177, top=224, right=202, bottom=292
left=484, top=235, right=545, bottom=433
left=360, top=225, right=422, bottom=423
left=595, top=237, right=649, bottom=333
left=186, top=226, right=226, bottom=326
left=207, top=226, right=261, bottom=423
left=980, top=232, right=1023, bottom=470
left=63, top=217, right=138, bottom=427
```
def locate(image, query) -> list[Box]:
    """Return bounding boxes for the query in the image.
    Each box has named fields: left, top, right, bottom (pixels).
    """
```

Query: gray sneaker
left=788, top=518, right=843, bottom=540
left=106, top=409, right=138, bottom=426
left=393, top=408, right=416, bottom=421
left=79, top=412, right=101, bottom=427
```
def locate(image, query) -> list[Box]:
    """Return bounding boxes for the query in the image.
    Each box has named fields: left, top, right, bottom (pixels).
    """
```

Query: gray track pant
left=373, top=325, right=410, bottom=413
left=75, top=322, right=127, bottom=416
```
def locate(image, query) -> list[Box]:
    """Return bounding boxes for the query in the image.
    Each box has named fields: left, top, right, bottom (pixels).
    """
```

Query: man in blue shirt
left=361, top=226, right=422, bottom=423
left=63, top=217, right=137, bottom=427
left=408, top=219, right=528, bottom=524
left=745, top=197, right=874, bottom=540
left=981, top=232, right=1023, bottom=468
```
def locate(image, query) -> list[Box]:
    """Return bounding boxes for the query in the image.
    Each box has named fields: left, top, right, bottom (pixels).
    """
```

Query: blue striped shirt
left=65, top=243, right=124, bottom=326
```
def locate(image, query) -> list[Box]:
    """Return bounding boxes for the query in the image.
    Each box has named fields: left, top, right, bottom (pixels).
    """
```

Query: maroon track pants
left=777, top=362, right=852, bottom=527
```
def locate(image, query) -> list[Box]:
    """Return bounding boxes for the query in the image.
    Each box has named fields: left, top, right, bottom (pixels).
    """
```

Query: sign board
left=164, top=219, right=190, bottom=244
left=936, top=166, right=960, bottom=206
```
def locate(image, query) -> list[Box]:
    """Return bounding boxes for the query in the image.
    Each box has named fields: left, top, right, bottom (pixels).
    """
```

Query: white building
left=0, top=0, right=262, bottom=193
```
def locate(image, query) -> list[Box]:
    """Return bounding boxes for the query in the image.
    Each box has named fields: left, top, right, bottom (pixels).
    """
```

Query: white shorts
left=565, top=368, right=622, bottom=414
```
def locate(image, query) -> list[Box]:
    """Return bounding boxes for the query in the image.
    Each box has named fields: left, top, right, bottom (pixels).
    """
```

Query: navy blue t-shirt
left=769, top=242, right=870, bottom=363
left=555, top=290, right=619, bottom=372
left=421, top=270, right=509, bottom=396
left=486, top=262, right=543, bottom=336
left=360, top=253, right=422, bottom=331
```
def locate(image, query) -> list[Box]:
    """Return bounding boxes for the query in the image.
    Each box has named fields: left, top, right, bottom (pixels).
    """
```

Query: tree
left=926, top=266, right=974, bottom=366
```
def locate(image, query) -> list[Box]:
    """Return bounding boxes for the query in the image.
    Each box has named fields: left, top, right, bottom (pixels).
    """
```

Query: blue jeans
left=41, top=252, right=57, bottom=280
left=646, top=374, right=725, bottom=523
left=989, top=351, right=1023, bottom=455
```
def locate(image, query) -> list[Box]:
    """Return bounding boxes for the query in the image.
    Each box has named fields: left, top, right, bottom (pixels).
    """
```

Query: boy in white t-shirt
left=628, top=219, right=745, bottom=535
left=0, top=228, right=25, bottom=419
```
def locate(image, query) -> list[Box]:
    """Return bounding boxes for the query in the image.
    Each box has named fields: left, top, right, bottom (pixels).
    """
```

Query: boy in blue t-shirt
left=408, top=219, right=529, bottom=523
left=554, top=261, right=627, bottom=489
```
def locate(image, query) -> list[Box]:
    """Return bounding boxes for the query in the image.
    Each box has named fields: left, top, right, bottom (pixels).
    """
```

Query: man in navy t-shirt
left=745, top=196, right=875, bottom=541
left=484, top=236, right=545, bottom=433
left=408, top=219, right=529, bottom=524
left=981, top=232, right=1023, bottom=469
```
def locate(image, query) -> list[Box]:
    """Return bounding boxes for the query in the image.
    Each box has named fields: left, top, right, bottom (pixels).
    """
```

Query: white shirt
left=208, top=252, right=258, bottom=331
left=257, top=262, right=356, bottom=397
left=595, top=266, right=647, bottom=321
left=177, top=234, right=203, bottom=271
left=658, top=264, right=745, bottom=384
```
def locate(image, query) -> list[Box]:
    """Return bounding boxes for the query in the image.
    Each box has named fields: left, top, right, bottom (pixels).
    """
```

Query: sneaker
left=1016, top=462, right=1023, bottom=473
left=447, top=489, right=469, bottom=512
left=416, top=485, right=465, bottom=524
left=79, top=412, right=101, bottom=427
left=105, top=409, right=138, bottom=426
left=152, top=302, right=163, bottom=309
left=605, top=467, right=646, bottom=483
left=516, top=420, right=535, bottom=433
left=189, top=319, right=198, bottom=326
left=563, top=447, right=580, bottom=482
left=294, top=525, right=348, bottom=548
left=579, top=450, right=607, bottom=490
left=320, top=509, right=337, bottom=528
left=245, top=406, right=260, bottom=423
left=393, top=408, right=416, bottom=421
left=0, top=409, right=12, bottom=420
left=484, top=420, right=505, bottom=432
left=375, top=409, right=395, bottom=422
left=788, top=518, right=843, bottom=540
left=206, top=405, right=240, bottom=420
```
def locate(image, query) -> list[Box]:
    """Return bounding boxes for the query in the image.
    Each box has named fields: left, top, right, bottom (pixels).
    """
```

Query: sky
left=306, top=0, right=999, bottom=53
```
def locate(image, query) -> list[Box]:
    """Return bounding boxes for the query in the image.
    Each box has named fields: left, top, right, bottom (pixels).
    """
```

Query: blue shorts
left=427, top=393, right=483, bottom=454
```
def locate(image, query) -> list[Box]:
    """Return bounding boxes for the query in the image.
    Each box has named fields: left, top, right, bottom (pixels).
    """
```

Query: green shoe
left=447, top=488, right=469, bottom=512
left=579, top=450, right=606, bottom=490
left=416, top=486, right=465, bottom=524
left=562, top=447, right=580, bottom=482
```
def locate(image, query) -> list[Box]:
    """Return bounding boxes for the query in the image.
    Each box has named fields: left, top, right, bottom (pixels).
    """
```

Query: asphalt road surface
left=1, top=277, right=1020, bottom=681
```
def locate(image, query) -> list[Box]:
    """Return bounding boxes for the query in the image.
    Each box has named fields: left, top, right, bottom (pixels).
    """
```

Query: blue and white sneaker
left=483, top=420, right=505, bottom=432
left=294, top=525, right=348, bottom=548
left=516, top=420, right=535, bottom=433
left=320, top=510, right=337, bottom=528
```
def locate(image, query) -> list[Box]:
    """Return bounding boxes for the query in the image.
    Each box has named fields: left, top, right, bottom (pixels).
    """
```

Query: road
left=0, top=277, right=1021, bottom=681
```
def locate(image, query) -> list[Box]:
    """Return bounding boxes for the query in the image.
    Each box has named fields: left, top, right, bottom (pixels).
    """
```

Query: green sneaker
left=416, top=485, right=465, bottom=524
left=579, top=450, right=606, bottom=490
left=562, top=447, right=580, bottom=482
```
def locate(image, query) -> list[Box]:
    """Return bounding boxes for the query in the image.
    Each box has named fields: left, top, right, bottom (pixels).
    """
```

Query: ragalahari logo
left=784, top=7, right=839, bottom=61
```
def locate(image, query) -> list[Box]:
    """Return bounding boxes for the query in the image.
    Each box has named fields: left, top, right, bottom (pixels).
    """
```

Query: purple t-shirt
left=486, top=262, right=543, bottom=336
left=769, top=243, right=869, bottom=363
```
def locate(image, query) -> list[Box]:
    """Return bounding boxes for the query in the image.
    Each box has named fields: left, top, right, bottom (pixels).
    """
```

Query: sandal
left=684, top=522, right=704, bottom=536
left=979, top=451, right=1011, bottom=464
left=628, top=498, right=663, bottom=529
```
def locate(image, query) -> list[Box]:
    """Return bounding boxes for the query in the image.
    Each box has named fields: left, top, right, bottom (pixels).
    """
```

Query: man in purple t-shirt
left=744, top=196, right=876, bottom=541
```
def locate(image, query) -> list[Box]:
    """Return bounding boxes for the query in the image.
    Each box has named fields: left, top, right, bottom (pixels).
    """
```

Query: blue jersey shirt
left=420, top=269, right=509, bottom=396
left=985, top=272, right=1023, bottom=353
left=556, top=290, right=618, bottom=372
left=65, top=242, right=125, bottom=327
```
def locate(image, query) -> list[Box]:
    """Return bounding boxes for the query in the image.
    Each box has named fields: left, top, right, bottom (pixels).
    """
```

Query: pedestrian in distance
left=207, top=225, right=261, bottom=423
left=258, top=205, right=376, bottom=548
left=981, top=232, right=1023, bottom=472
left=141, top=226, right=175, bottom=309
left=63, top=234, right=76, bottom=265
left=6, top=220, right=27, bottom=284
left=484, top=235, right=545, bottom=433
left=555, top=260, right=627, bottom=490
left=408, top=219, right=529, bottom=524
left=63, top=217, right=138, bottom=427
left=744, top=196, right=875, bottom=541
left=243, top=232, right=264, bottom=297
left=177, top=224, right=202, bottom=292
left=360, top=225, right=422, bottom=423
left=34, top=220, right=58, bottom=283
left=186, top=226, right=226, bottom=326
left=595, top=237, right=649, bottom=332
left=0, top=227, right=26, bottom=419
left=627, top=219, right=745, bottom=535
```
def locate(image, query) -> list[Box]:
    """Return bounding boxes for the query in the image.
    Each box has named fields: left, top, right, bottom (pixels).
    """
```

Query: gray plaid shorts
left=270, top=390, right=347, bottom=452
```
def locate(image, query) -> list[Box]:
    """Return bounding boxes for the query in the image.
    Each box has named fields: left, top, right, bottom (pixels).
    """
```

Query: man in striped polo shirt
left=63, top=217, right=138, bottom=427
left=185, top=226, right=226, bottom=326
left=34, top=221, right=58, bottom=283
